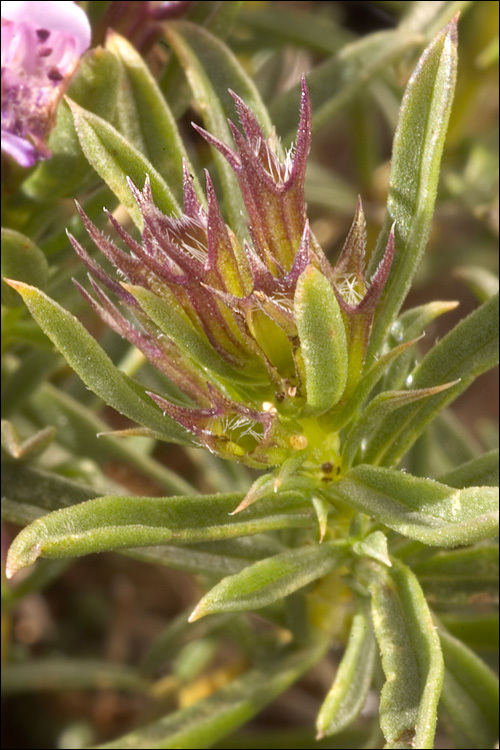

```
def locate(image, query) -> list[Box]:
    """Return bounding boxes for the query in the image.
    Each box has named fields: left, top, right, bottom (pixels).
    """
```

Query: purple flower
left=1, top=0, right=91, bottom=167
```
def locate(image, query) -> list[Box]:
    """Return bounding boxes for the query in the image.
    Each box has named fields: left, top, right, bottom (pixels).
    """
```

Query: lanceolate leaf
left=4, top=282, right=191, bottom=445
left=316, top=595, right=376, bottom=737
left=270, top=29, right=423, bottom=143
left=328, top=465, right=499, bottom=547
left=364, top=293, right=499, bottom=467
left=438, top=624, right=499, bottom=749
left=341, top=382, right=457, bottom=471
left=1, top=230, right=49, bottom=307
left=5, top=491, right=313, bottom=578
left=95, top=642, right=328, bottom=750
left=368, top=559, right=444, bottom=749
left=189, top=541, right=348, bottom=621
left=67, top=99, right=180, bottom=227
left=105, top=32, right=205, bottom=206
left=366, top=18, right=458, bottom=364
left=438, top=449, right=499, bottom=488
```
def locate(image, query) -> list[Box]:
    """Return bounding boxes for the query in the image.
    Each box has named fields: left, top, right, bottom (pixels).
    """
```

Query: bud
left=70, top=80, right=393, bottom=469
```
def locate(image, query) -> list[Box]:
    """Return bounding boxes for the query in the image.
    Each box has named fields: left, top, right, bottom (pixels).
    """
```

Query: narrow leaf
left=341, top=381, right=457, bottom=471
left=316, top=596, right=376, bottom=737
left=189, top=541, right=348, bottom=621
left=366, top=18, right=459, bottom=363
left=5, top=281, right=191, bottom=445
left=369, top=559, right=444, bottom=749
left=5, top=492, right=312, bottom=577
left=106, top=32, right=205, bottom=206
left=95, top=643, right=327, bottom=750
left=67, top=99, right=180, bottom=227
left=1, top=230, right=49, bottom=307
left=365, top=294, right=499, bottom=466
left=328, top=465, right=499, bottom=546
left=270, top=30, right=423, bottom=142
left=438, top=449, right=499, bottom=488
left=438, top=624, right=499, bottom=749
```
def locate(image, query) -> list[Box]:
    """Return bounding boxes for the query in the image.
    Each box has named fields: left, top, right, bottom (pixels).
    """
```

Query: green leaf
left=105, top=32, right=205, bottom=207
left=438, top=624, right=499, bottom=749
left=438, top=613, right=499, bottom=652
left=381, top=300, right=459, bottom=391
left=5, top=281, right=191, bottom=445
left=189, top=541, right=347, bottom=621
left=5, top=491, right=313, bottom=577
left=366, top=18, right=458, bottom=364
left=2, top=659, right=149, bottom=695
left=241, top=6, right=352, bottom=56
left=95, top=643, right=327, bottom=749
left=316, top=596, right=376, bottom=737
left=1, top=230, right=49, bottom=307
left=368, top=559, right=443, bottom=749
left=328, top=465, right=499, bottom=546
left=2, top=350, right=61, bottom=418
left=453, top=266, right=499, bottom=303
left=1, top=461, right=98, bottom=515
left=67, top=99, right=180, bottom=228
left=341, top=382, right=457, bottom=471
left=294, top=266, right=348, bottom=415
left=270, top=29, right=423, bottom=142
left=411, top=545, right=498, bottom=606
left=438, top=449, right=499, bottom=488
left=364, top=294, right=499, bottom=467
left=164, top=20, right=273, bottom=239
left=26, top=382, right=196, bottom=496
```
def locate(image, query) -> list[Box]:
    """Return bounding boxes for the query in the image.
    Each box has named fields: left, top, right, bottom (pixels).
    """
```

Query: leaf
left=5, top=491, right=313, bottom=577
left=294, top=266, right=348, bottom=415
left=368, top=559, right=444, bottom=749
left=105, top=32, right=205, bottom=206
left=411, top=545, right=498, bottom=606
left=2, top=659, right=149, bottom=695
left=26, top=382, right=196, bottom=496
left=163, top=20, right=274, bottom=239
left=67, top=99, right=180, bottom=228
left=94, top=643, right=327, bottom=749
left=366, top=18, right=459, bottom=364
left=364, top=293, right=499, bottom=467
left=1, top=230, right=49, bottom=307
left=316, top=596, right=376, bottom=737
left=438, top=623, right=499, bottom=749
left=438, top=449, right=499, bottom=488
left=327, top=465, right=499, bottom=547
left=341, top=381, right=457, bottom=471
left=241, top=5, right=352, bottom=56
left=4, top=281, right=192, bottom=445
left=453, top=266, right=499, bottom=303
left=189, top=541, right=347, bottom=621
left=381, top=300, right=459, bottom=391
left=438, top=613, right=499, bottom=652
left=1, top=461, right=98, bottom=514
left=270, top=29, right=423, bottom=142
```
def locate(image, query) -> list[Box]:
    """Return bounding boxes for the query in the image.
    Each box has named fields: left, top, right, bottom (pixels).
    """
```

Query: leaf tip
left=188, top=604, right=204, bottom=623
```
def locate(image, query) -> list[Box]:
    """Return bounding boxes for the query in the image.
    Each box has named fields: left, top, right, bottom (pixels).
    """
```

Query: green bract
left=2, top=5, right=498, bottom=750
